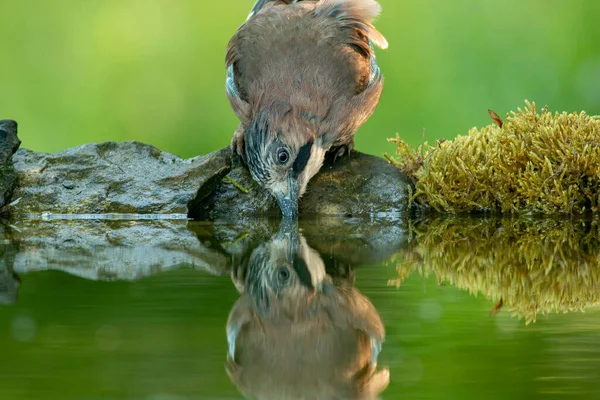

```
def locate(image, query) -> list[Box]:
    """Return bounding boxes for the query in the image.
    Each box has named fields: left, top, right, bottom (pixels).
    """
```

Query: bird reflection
left=226, top=219, right=389, bottom=400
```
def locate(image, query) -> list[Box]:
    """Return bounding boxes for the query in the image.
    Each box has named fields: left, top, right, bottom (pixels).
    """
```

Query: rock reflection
left=0, top=267, right=19, bottom=305
left=2, top=219, right=230, bottom=281
left=0, top=225, right=20, bottom=304
left=226, top=219, right=389, bottom=400
left=0, top=214, right=410, bottom=302
left=391, top=216, right=600, bottom=323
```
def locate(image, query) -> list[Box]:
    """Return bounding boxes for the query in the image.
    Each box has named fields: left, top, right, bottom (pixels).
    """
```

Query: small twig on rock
left=225, top=176, right=249, bottom=194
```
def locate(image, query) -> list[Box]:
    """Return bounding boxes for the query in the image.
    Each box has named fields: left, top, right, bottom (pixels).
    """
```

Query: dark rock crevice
left=0, top=120, right=21, bottom=212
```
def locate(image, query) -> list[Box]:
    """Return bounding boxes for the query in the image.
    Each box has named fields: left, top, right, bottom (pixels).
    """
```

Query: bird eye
left=277, top=148, right=290, bottom=164
left=277, top=267, right=291, bottom=284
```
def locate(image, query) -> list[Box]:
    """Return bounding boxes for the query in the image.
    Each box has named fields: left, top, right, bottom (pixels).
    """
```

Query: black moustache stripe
left=292, top=140, right=313, bottom=178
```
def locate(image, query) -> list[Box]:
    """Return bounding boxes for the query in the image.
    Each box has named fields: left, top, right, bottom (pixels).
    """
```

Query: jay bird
left=226, top=0, right=387, bottom=218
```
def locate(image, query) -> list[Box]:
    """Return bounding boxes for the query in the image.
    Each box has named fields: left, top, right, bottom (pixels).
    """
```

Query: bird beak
left=276, top=170, right=299, bottom=218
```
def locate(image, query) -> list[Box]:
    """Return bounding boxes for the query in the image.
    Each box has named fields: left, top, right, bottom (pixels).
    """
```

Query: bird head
left=244, top=113, right=326, bottom=218
left=242, top=218, right=329, bottom=315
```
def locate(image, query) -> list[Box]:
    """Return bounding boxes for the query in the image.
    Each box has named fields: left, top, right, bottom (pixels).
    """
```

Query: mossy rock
left=389, top=101, right=600, bottom=214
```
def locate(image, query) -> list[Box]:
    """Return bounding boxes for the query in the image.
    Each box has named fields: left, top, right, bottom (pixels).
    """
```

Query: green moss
left=387, top=101, right=600, bottom=214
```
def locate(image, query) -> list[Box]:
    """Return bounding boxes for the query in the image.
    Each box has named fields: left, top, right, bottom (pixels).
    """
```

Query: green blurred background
left=0, top=0, right=599, bottom=158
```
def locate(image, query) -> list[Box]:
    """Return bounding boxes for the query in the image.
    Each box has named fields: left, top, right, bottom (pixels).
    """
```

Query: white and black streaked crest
left=245, top=245, right=273, bottom=313
left=244, top=113, right=273, bottom=184
left=243, top=112, right=316, bottom=186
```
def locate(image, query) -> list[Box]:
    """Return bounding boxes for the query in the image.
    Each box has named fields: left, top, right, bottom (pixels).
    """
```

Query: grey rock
left=11, top=143, right=231, bottom=215
left=4, top=120, right=410, bottom=217
left=196, top=151, right=412, bottom=219
left=0, top=120, right=21, bottom=162
left=0, top=120, right=21, bottom=208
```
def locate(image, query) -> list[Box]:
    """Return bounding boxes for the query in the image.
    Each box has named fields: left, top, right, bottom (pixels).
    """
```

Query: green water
left=1, top=216, right=599, bottom=399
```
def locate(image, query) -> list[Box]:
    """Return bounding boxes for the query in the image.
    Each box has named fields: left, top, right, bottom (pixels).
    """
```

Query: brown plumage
left=226, top=0, right=387, bottom=217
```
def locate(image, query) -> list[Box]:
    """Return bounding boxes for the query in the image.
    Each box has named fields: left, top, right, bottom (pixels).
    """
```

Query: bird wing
left=226, top=0, right=387, bottom=144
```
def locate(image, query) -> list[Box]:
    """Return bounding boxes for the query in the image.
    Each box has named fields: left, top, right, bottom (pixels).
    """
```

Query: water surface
left=1, top=215, right=599, bottom=399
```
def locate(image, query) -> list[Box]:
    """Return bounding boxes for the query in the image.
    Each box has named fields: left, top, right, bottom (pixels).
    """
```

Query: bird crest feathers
left=314, top=0, right=388, bottom=50
left=244, top=0, right=388, bottom=53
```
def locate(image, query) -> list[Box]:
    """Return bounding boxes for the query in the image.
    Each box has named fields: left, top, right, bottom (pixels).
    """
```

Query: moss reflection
left=390, top=216, right=600, bottom=324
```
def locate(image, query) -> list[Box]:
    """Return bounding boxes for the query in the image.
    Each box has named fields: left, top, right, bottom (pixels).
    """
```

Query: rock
left=0, top=120, right=21, bottom=209
left=0, top=120, right=21, bottom=162
left=5, top=120, right=411, bottom=218
left=11, top=143, right=231, bottom=215
left=195, top=151, right=412, bottom=219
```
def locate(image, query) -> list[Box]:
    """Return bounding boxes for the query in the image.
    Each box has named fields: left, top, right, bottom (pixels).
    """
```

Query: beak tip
left=276, top=173, right=300, bottom=219
left=281, top=208, right=298, bottom=219
left=277, top=195, right=299, bottom=219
